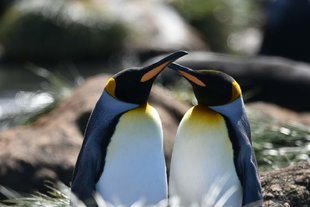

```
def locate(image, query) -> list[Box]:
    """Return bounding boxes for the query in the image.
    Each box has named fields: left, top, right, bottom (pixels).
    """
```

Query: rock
left=261, top=161, right=310, bottom=207
left=0, top=0, right=129, bottom=61
left=102, top=0, right=207, bottom=53
left=0, top=0, right=206, bottom=61
left=170, top=51, right=310, bottom=111
left=0, top=74, right=188, bottom=195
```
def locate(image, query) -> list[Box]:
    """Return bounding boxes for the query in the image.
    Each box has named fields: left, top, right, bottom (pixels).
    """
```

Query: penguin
left=168, top=63, right=263, bottom=207
left=71, top=51, right=187, bottom=207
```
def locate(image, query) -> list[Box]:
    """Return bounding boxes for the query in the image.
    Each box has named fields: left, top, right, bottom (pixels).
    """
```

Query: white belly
left=96, top=104, right=167, bottom=206
left=169, top=106, right=242, bottom=207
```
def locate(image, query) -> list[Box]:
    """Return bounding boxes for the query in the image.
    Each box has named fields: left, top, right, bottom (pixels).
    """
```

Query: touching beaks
left=140, top=51, right=188, bottom=82
left=169, top=63, right=206, bottom=87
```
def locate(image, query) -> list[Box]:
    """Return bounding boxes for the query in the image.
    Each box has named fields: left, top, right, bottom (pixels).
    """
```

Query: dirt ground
left=261, top=161, right=310, bottom=207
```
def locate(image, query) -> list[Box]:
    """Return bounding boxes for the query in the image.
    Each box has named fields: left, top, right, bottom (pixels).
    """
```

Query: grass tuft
left=1, top=183, right=70, bottom=207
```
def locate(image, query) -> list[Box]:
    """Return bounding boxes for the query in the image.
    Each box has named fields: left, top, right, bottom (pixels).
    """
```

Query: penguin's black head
left=169, top=63, right=241, bottom=106
left=105, top=51, right=187, bottom=104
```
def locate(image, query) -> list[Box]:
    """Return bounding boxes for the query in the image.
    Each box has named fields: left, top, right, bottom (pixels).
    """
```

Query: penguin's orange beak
left=169, top=63, right=206, bottom=87
left=140, top=51, right=188, bottom=82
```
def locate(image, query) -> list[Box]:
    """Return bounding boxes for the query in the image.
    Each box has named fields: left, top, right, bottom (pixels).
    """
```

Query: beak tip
left=166, top=50, right=188, bottom=62
left=174, top=50, right=188, bottom=58
left=140, top=50, right=188, bottom=82
left=168, top=62, right=190, bottom=72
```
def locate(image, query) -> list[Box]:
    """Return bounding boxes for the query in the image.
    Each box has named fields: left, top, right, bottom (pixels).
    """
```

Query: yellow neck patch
left=186, top=105, right=223, bottom=125
left=231, top=81, right=241, bottom=102
left=105, top=78, right=116, bottom=97
left=131, top=102, right=148, bottom=111
left=120, top=103, right=159, bottom=123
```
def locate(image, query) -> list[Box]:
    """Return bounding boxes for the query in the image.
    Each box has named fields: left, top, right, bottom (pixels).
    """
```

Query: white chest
left=169, top=106, right=242, bottom=207
left=96, top=105, right=167, bottom=206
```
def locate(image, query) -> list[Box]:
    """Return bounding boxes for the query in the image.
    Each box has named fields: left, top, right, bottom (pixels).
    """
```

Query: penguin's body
left=71, top=51, right=187, bottom=206
left=169, top=105, right=242, bottom=206
left=168, top=63, right=262, bottom=207
left=96, top=102, right=167, bottom=205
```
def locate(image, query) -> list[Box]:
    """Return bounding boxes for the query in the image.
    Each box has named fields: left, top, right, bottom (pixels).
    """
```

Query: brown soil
left=261, top=161, right=310, bottom=207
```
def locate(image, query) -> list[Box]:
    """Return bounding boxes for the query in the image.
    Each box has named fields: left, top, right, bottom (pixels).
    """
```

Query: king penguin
left=71, top=51, right=187, bottom=207
left=168, top=63, right=262, bottom=207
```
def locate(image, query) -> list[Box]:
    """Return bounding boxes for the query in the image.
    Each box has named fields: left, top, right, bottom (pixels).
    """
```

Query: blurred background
left=0, top=0, right=310, bottom=202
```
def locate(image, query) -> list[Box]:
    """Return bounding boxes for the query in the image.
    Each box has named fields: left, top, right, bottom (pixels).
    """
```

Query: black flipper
left=224, top=112, right=263, bottom=207
left=71, top=92, right=136, bottom=206
left=211, top=98, right=262, bottom=207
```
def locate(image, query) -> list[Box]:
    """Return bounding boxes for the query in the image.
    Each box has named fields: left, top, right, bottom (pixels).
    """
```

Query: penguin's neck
left=99, top=91, right=140, bottom=115
left=103, top=103, right=164, bottom=157
left=209, top=96, right=251, bottom=145
left=183, top=105, right=223, bottom=125
left=209, top=97, right=245, bottom=123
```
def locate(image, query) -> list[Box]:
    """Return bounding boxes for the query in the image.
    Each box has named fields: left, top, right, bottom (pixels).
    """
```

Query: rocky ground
left=261, top=161, right=310, bottom=207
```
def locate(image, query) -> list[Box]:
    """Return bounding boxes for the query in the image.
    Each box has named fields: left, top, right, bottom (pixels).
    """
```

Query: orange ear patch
left=231, top=81, right=241, bottom=101
left=105, top=78, right=116, bottom=97
left=179, top=71, right=206, bottom=87
left=141, top=63, right=169, bottom=82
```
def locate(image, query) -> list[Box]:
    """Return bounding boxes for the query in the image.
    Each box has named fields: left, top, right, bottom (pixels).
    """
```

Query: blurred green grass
left=0, top=64, right=76, bottom=130
left=170, top=0, right=263, bottom=53
left=248, top=108, right=310, bottom=171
